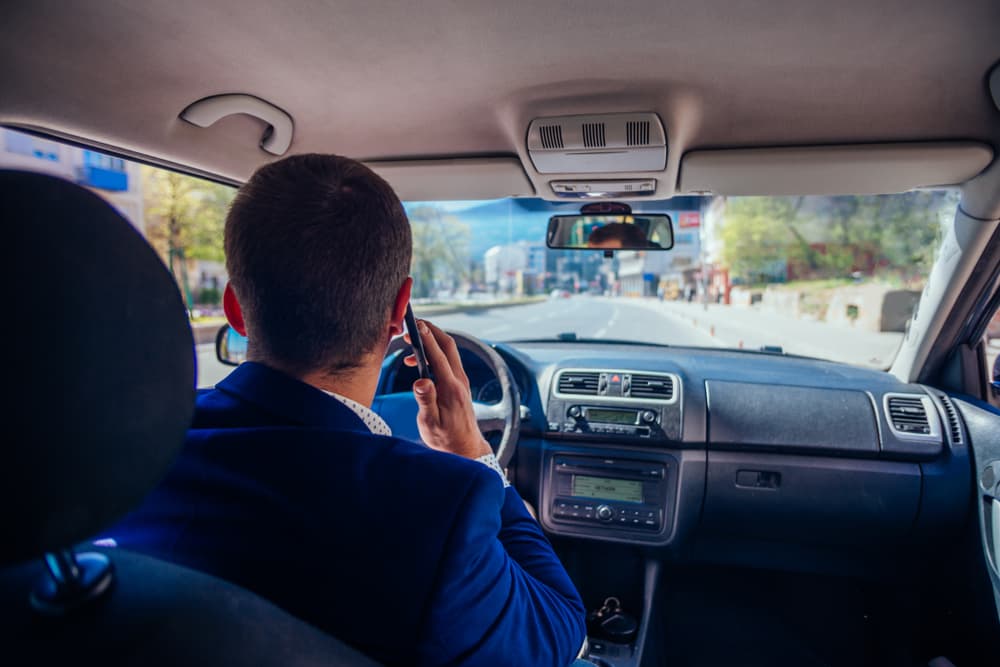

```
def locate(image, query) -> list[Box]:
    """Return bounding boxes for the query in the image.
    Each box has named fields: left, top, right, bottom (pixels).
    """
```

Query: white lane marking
left=594, top=327, right=608, bottom=338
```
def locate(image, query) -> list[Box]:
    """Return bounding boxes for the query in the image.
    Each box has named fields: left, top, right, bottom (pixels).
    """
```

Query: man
left=585, top=222, right=660, bottom=249
left=110, top=154, right=586, bottom=666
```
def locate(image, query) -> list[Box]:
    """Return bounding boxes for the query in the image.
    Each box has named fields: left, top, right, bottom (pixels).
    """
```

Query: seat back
left=0, top=169, right=379, bottom=666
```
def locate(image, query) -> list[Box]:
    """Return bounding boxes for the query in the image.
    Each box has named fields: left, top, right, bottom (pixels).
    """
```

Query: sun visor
left=678, top=142, right=994, bottom=196
left=365, top=157, right=535, bottom=201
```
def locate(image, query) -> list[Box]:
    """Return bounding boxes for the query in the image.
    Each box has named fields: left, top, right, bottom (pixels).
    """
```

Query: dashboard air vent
left=938, top=393, right=963, bottom=445
left=629, top=374, right=674, bottom=400
left=626, top=120, right=650, bottom=146
left=557, top=371, right=600, bottom=396
left=886, top=395, right=931, bottom=435
left=582, top=122, right=606, bottom=148
left=539, top=125, right=564, bottom=149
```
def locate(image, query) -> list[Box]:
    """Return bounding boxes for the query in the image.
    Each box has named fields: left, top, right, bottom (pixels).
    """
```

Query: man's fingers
left=422, top=320, right=468, bottom=385
left=414, top=319, right=455, bottom=384
left=402, top=354, right=416, bottom=367
left=412, top=378, right=440, bottom=430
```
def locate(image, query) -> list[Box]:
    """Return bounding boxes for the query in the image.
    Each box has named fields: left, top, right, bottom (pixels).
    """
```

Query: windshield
left=404, top=193, right=957, bottom=368
left=1, top=126, right=956, bottom=384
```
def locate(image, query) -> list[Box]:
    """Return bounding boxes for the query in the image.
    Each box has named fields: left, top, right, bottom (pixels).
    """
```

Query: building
left=1, top=128, right=144, bottom=231
left=484, top=241, right=549, bottom=294
left=614, top=197, right=707, bottom=297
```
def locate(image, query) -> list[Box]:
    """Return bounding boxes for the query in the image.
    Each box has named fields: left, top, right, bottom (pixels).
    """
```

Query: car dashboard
left=379, top=339, right=973, bottom=577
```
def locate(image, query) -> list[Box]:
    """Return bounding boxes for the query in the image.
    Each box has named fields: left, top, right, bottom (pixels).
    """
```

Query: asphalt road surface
left=428, top=295, right=717, bottom=347
left=196, top=295, right=900, bottom=387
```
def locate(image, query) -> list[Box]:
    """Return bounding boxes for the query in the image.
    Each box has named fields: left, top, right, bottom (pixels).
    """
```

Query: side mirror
left=216, top=324, right=248, bottom=366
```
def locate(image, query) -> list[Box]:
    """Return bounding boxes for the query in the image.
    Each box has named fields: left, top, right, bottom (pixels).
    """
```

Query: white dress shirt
left=324, top=390, right=509, bottom=487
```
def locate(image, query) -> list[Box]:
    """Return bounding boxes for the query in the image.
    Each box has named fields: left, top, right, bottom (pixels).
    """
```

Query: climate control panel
left=547, top=368, right=682, bottom=441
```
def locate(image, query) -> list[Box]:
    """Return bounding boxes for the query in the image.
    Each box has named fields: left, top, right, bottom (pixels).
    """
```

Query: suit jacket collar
left=216, top=361, right=371, bottom=433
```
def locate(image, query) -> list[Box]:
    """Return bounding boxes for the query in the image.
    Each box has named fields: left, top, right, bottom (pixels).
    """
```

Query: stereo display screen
left=571, top=475, right=643, bottom=503
left=585, top=408, right=637, bottom=425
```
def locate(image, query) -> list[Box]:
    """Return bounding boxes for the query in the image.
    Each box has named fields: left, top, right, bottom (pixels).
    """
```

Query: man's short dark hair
left=587, top=222, right=647, bottom=246
left=225, top=154, right=412, bottom=376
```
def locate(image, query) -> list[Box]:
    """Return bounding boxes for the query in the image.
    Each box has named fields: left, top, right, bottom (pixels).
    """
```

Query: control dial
left=596, top=505, right=614, bottom=522
left=567, top=405, right=582, bottom=419
left=641, top=410, right=657, bottom=424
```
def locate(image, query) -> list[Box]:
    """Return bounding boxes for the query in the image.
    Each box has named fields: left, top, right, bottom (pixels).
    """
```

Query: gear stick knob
left=586, top=597, right=638, bottom=644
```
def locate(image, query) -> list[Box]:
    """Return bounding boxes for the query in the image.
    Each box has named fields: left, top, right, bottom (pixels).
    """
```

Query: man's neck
left=299, top=358, right=381, bottom=407
left=248, top=354, right=382, bottom=408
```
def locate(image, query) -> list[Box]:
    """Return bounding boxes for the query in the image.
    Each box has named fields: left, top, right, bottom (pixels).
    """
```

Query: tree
left=719, top=197, right=796, bottom=283
left=142, top=167, right=235, bottom=312
left=408, top=206, right=471, bottom=299
left=718, top=192, right=956, bottom=285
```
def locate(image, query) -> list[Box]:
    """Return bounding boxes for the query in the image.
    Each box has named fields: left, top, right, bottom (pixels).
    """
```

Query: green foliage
left=142, top=167, right=234, bottom=265
left=142, top=167, right=234, bottom=313
left=719, top=191, right=956, bottom=284
left=197, top=286, right=222, bottom=305
left=408, top=206, right=471, bottom=298
left=720, top=197, right=797, bottom=282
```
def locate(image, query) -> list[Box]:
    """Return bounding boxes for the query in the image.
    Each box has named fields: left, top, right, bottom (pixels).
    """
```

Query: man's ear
left=223, top=282, right=248, bottom=337
left=388, top=277, right=413, bottom=340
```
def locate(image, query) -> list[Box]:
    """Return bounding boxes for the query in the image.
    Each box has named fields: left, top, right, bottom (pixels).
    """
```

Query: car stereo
left=548, top=455, right=669, bottom=533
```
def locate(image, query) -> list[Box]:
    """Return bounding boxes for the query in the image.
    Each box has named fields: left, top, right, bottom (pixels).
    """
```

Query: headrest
left=2, top=170, right=195, bottom=565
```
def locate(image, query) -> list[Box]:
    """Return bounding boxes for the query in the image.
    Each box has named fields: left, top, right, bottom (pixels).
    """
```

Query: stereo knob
left=568, top=405, right=582, bottom=419
left=641, top=410, right=657, bottom=423
left=596, top=505, right=614, bottom=522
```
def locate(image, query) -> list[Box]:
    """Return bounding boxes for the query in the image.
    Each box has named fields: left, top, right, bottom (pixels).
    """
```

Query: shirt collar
left=322, top=390, right=392, bottom=437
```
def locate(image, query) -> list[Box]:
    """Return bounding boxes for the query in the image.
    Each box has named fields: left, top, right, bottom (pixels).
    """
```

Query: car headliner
left=1, top=0, right=999, bottom=201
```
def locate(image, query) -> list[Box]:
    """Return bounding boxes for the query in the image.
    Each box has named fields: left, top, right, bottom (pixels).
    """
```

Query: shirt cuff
left=474, top=452, right=510, bottom=487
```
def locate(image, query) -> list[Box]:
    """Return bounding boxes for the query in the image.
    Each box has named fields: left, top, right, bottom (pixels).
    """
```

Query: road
left=196, top=295, right=902, bottom=387
left=427, top=296, right=718, bottom=347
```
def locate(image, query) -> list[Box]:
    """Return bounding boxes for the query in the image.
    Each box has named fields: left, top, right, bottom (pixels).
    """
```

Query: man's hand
left=403, top=319, right=491, bottom=460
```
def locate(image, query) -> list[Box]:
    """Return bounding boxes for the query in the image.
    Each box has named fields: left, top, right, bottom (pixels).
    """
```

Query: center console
left=540, top=367, right=685, bottom=545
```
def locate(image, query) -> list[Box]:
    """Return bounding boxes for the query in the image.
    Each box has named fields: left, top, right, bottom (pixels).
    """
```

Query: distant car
left=549, top=289, right=571, bottom=299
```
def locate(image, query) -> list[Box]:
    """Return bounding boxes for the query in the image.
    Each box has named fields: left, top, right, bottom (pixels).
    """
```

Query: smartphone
left=404, top=303, right=433, bottom=380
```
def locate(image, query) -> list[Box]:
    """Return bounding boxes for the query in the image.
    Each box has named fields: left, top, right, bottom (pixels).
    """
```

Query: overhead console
left=526, top=113, right=667, bottom=199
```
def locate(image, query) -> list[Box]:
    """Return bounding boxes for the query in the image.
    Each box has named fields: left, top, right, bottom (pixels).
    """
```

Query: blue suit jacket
left=110, top=362, right=585, bottom=666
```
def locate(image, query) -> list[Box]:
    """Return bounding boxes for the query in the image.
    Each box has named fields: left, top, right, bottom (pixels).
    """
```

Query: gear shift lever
left=586, top=597, right=638, bottom=644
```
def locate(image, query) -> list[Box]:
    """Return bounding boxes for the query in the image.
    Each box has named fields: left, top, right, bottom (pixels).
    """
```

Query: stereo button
left=596, top=505, right=614, bottom=522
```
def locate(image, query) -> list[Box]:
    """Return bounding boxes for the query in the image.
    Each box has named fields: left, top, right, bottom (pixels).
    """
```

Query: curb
left=412, top=298, right=546, bottom=318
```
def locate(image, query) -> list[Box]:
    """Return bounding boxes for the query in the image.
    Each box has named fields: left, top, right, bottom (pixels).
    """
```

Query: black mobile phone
left=404, top=303, right=433, bottom=380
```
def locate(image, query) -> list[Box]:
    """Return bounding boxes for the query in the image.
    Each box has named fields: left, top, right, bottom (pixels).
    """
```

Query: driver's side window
left=0, top=128, right=234, bottom=388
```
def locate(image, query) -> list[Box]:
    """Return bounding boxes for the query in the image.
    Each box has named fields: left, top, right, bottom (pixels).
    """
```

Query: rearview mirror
left=546, top=214, right=674, bottom=251
left=216, top=324, right=248, bottom=366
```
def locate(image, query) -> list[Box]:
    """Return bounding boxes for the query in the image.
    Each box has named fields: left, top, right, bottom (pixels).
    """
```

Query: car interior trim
left=678, top=142, right=994, bottom=196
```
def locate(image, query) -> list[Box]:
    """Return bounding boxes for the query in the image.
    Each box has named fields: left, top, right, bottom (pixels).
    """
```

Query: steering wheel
left=378, top=330, right=521, bottom=469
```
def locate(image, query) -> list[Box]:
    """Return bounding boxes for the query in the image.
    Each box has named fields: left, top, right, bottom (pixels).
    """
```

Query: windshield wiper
left=510, top=334, right=672, bottom=348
